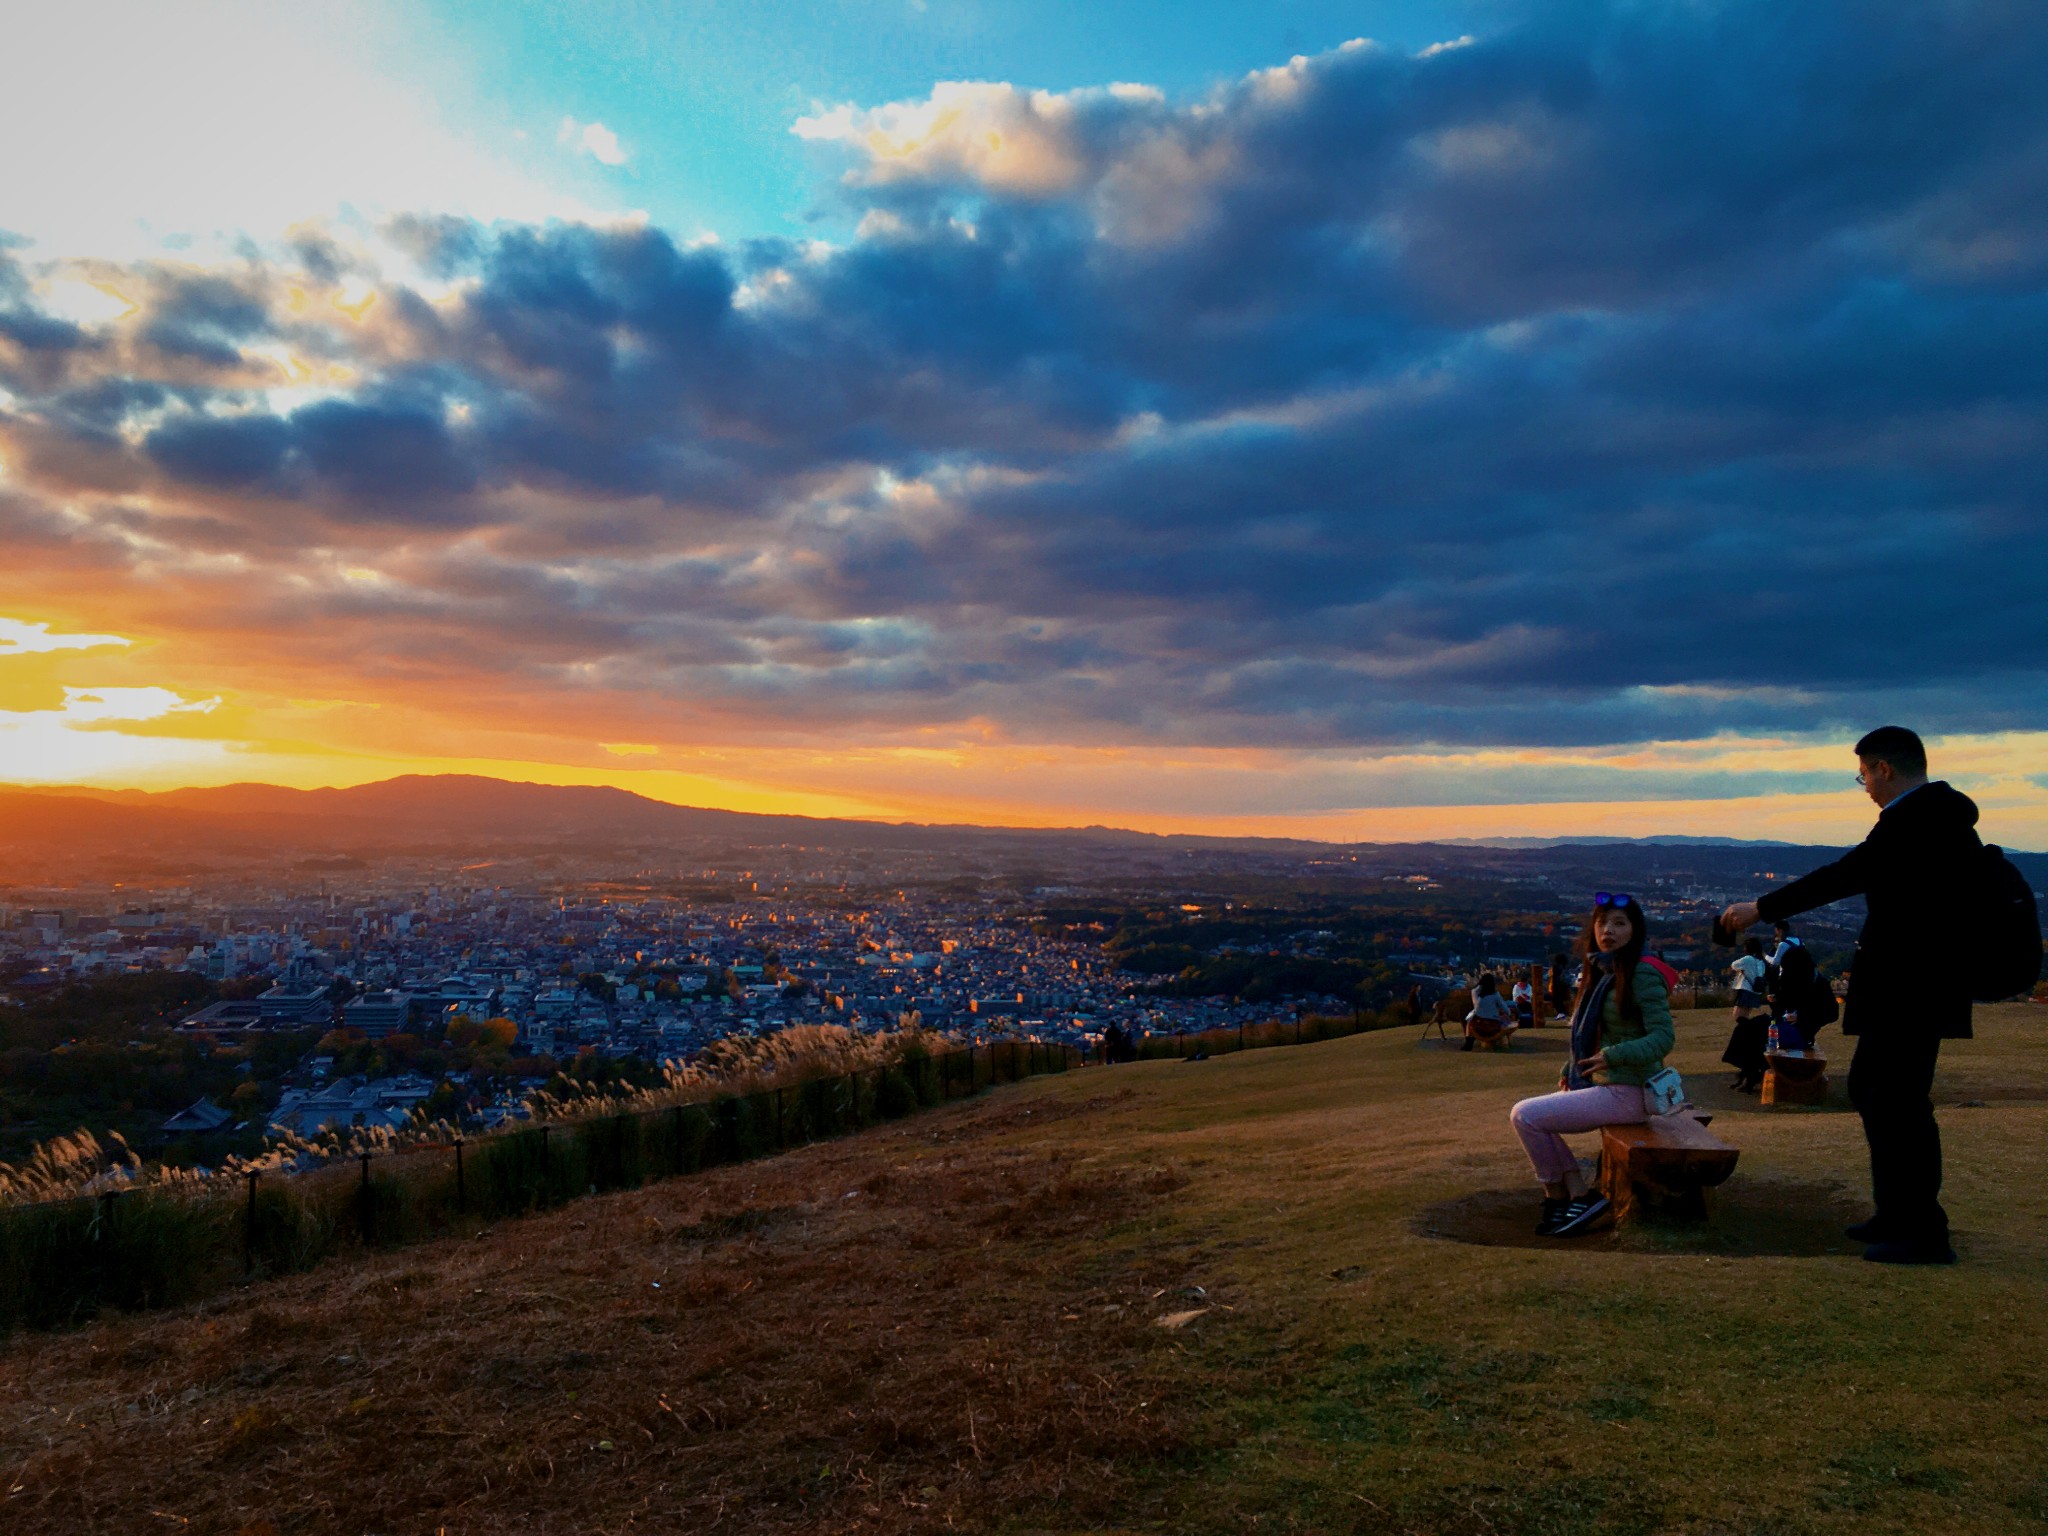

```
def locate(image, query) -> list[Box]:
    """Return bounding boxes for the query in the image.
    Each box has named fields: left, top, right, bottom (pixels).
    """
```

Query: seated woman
left=1462, top=973, right=1518, bottom=1050
left=1508, top=893, right=1675, bottom=1236
left=1721, top=936, right=1771, bottom=1091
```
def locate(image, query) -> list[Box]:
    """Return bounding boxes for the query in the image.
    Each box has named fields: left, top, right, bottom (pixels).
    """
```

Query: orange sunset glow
left=3, top=1, right=2044, bottom=853
left=8, top=606, right=2046, bottom=846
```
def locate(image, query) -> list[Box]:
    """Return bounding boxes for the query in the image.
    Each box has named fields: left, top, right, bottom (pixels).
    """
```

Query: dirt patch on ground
left=0, top=1118, right=1211, bottom=1535
left=1414, top=1175, right=1870, bottom=1258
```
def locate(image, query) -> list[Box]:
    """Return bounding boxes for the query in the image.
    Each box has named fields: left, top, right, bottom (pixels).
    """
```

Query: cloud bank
left=3, top=0, right=2046, bottom=821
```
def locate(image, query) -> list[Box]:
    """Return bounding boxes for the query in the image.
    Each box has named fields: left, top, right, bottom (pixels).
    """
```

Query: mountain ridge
left=5, top=774, right=2039, bottom=887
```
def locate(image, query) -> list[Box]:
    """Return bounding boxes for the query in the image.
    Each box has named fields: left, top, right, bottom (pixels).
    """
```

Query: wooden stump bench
left=1471, top=1023, right=1518, bottom=1051
left=1599, top=1109, right=1739, bottom=1222
left=1762, top=1049, right=1828, bottom=1106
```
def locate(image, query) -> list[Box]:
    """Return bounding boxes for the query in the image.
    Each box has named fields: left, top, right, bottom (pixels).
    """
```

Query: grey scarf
left=1566, top=954, right=1615, bottom=1090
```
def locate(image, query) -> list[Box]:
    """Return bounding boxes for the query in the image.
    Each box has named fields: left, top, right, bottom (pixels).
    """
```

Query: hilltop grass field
left=4, top=1004, right=2046, bottom=1535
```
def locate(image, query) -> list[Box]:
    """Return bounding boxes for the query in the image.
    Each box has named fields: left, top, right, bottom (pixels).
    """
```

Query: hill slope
left=4, top=1004, right=2046, bottom=1534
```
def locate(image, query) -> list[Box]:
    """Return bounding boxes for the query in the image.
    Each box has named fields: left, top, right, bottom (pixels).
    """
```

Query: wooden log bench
left=1470, top=1021, right=1518, bottom=1051
left=1599, top=1109, right=1739, bottom=1222
left=1762, top=1049, right=1828, bottom=1106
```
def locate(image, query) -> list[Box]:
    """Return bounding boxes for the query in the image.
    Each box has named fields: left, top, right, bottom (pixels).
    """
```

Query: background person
left=1508, top=895, right=1675, bottom=1237
left=1511, top=974, right=1536, bottom=1030
left=1765, top=920, right=1803, bottom=979
left=1463, top=973, right=1517, bottom=1050
left=1720, top=727, right=1980, bottom=1266
left=1722, top=936, right=1771, bottom=1091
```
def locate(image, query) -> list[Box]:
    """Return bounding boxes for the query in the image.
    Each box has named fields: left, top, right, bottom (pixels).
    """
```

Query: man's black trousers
left=1846, top=1029, right=1947, bottom=1243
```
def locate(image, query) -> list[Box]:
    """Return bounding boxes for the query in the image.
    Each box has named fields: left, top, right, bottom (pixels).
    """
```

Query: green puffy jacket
left=1577, top=964, right=1674, bottom=1087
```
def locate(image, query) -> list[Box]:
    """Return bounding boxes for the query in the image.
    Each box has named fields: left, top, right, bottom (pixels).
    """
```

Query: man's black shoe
left=1535, top=1198, right=1572, bottom=1236
left=1844, top=1216, right=1890, bottom=1243
left=1863, top=1240, right=1958, bottom=1266
left=1550, top=1193, right=1613, bottom=1237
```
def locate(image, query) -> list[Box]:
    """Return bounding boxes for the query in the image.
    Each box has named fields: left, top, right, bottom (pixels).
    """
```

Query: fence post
left=671, top=1103, right=685, bottom=1169
left=454, top=1139, right=467, bottom=1212
left=775, top=1085, right=786, bottom=1146
left=969, top=1045, right=980, bottom=1095
left=1238, top=1022, right=1246, bottom=1053
left=358, top=1153, right=373, bottom=1245
left=244, top=1170, right=258, bottom=1275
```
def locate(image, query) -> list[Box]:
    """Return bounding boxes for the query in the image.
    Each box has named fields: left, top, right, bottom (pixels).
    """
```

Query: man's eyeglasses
left=1594, top=891, right=1634, bottom=909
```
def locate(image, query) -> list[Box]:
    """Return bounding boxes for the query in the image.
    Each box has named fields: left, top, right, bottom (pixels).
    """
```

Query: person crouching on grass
left=1509, top=894, right=1675, bottom=1237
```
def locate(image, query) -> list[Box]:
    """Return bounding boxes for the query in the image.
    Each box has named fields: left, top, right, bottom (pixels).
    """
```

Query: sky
left=3, top=0, right=2046, bottom=846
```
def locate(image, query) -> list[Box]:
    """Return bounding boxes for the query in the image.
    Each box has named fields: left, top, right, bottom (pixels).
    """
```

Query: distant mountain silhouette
left=2, top=773, right=2038, bottom=889
left=0, top=774, right=1306, bottom=877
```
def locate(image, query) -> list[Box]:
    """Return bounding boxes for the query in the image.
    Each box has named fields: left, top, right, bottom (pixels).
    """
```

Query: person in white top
left=1463, top=973, right=1519, bottom=1050
left=1511, top=976, right=1535, bottom=1029
left=1721, top=935, right=1771, bottom=1091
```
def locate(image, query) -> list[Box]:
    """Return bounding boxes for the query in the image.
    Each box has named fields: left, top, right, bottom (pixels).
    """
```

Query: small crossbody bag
left=1643, top=1066, right=1685, bottom=1116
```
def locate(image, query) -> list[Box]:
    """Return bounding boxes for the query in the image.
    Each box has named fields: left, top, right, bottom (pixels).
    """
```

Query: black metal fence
left=0, top=1009, right=1412, bottom=1334
left=0, top=1039, right=1077, bottom=1333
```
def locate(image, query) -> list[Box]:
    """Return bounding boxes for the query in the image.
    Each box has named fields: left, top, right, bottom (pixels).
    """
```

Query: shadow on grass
left=1413, top=1175, right=1868, bottom=1257
left=1684, top=1074, right=1858, bottom=1116
left=1414, top=1032, right=1571, bottom=1054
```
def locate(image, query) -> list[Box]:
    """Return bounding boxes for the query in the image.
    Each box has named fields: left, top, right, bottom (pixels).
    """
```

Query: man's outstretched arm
left=1721, top=841, right=1872, bottom=935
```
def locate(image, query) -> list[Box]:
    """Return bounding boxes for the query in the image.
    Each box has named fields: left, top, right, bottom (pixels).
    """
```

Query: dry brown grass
left=0, top=1090, right=1211, bottom=1535
left=0, top=1024, right=941, bottom=1209
left=7, top=1005, right=2048, bottom=1535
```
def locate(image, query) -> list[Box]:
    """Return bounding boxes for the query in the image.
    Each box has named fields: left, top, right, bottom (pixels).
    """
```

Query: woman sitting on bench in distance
left=1462, top=973, right=1517, bottom=1050
left=1509, top=894, right=1675, bottom=1237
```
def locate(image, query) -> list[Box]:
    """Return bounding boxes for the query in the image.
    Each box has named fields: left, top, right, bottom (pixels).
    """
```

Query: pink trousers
left=1509, top=1084, right=1648, bottom=1185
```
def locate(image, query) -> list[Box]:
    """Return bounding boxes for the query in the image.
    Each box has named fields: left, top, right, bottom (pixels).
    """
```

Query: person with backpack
left=1720, top=727, right=1994, bottom=1265
left=1509, top=894, right=1676, bottom=1237
left=1765, top=920, right=1803, bottom=981
left=1766, top=939, right=1838, bottom=1051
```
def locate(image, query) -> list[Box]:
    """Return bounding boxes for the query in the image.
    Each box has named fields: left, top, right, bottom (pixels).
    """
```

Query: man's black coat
left=1756, top=781, right=1981, bottom=1039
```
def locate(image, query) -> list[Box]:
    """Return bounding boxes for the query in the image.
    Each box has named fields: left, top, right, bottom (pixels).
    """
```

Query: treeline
left=0, top=971, right=268, bottom=1161
left=0, top=969, right=655, bottom=1164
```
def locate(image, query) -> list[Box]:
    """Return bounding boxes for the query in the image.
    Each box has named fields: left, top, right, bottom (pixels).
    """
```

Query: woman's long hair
left=1571, top=898, right=1647, bottom=1025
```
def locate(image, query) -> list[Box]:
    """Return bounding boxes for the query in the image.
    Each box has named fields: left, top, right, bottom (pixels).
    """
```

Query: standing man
left=1720, top=727, right=1981, bottom=1265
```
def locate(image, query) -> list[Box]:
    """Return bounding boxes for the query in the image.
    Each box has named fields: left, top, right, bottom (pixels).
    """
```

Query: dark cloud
left=6, top=0, right=2048, bottom=756
left=145, top=412, right=294, bottom=490
left=135, top=270, right=273, bottom=366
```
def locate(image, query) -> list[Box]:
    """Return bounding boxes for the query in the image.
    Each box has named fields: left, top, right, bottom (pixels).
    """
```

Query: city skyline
left=5, top=1, right=2047, bottom=846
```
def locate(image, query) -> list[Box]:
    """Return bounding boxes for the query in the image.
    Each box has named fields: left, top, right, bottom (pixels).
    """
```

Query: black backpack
left=1969, top=845, right=2044, bottom=1003
left=1775, top=943, right=1838, bottom=1030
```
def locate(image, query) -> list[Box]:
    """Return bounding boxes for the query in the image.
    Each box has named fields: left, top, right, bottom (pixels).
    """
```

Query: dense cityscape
left=0, top=809, right=1891, bottom=1165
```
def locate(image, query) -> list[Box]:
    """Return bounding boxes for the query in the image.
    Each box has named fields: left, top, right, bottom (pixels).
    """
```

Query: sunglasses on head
left=1593, top=891, right=1634, bottom=909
